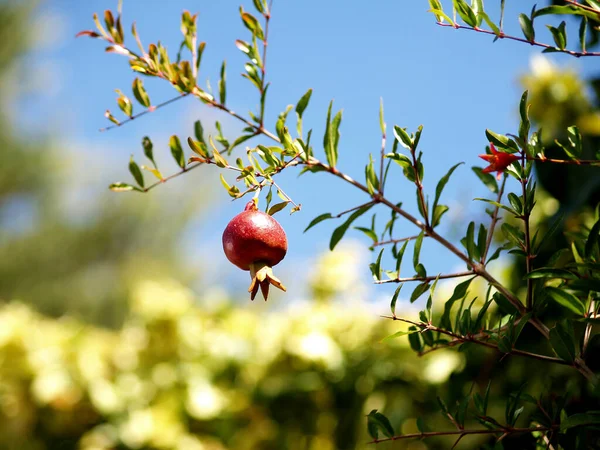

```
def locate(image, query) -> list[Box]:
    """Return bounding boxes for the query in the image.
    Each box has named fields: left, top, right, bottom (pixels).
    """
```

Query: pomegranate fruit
left=222, top=200, right=288, bottom=301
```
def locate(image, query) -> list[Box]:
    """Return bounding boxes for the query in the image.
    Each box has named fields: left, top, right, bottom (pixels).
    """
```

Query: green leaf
left=393, top=125, right=412, bottom=149
left=132, top=78, right=151, bottom=108
left=485, top=129, right=519, bottom=152
left=390, top=284, right=402, bottom=316
left=187, top=137, right=209, bottom=158
left=370, top=248, right=384, bottom=281
left=472, top=167, right=498, bottom=193
left=109, top=182, right=141, bottom=192
left=518, top=90, right=531, bottom=142
left=454, top=0, right=478, bottom=27
left=330, top=204, right=374, bottom=250
left=478, top=11, right=500, bottom=35
left=381, top=328, right=419, bottom=343
left=547, top=21, right=567, bottom=50
left=410, top=282, right=430, bottom=303
left=534, top=5, right=600, bottom=22
left=518, top=14, right=535, bottom=42
left=379, top=98, right=386, bottom=135
left=523, top=268, right=578, bottom=280
left=295, top=88, right=312, bottom=117
left=431, top=204, right=449, bottom=228
left=218, top=60, right=227, bottom=105
left=545, top=287, right=586, bottom=315
left=492, top=292, right=518, bottom=315
left=440, top=278, right=474, bottom=330
left=194, top=120, right=206, bottom=145
left=128, top=156, right=144, bottom=188
left=141, top=136, right=155, bottom=166
left=549, top=323, right=577, bottom=363
left=367, top=410, right=394, bottom=439
left=295, top=88, right=313, bottom=136
left=115, top=89, right=133, bottom=117
left=579, top=16, right=588, bottom=53
left=561, top=412, right=600, bottom=431
left=395, top=240, right=409, bottom=274
left=365, top=154, right=379, bottom=195
left=304, top=213, right=333, bottom=232
left=240, top=10, right=265, bottom=40
left=169, top=135, right=185, bottom=168
left=433, top=162, right=462, bottom=215
left=413, top=231, right=424, bottom=272
left=267, top=201, right=289, bottom=216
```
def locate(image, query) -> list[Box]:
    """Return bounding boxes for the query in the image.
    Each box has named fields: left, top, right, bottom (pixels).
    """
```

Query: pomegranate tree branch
left=374, top=271, right=474, bottom=285
left=436, top=22, right=600, bottom=57
left=368, top=426, right=553, bottom=445
left=521, top=154, right=534, bottom=311
left=380, top=315, right=569, bottom=366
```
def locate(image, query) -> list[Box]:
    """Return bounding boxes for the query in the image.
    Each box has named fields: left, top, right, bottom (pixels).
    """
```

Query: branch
left=437, top=22, right=600, bottom=57
left=100, top=93, right=190, bottom=132
left=368, top=426, right=553, bottom=445
left=529, top=156, right=600, bottom=166
left=380, top=316, right=570, bottom=366
left=375, top=271, right=474, bottom=285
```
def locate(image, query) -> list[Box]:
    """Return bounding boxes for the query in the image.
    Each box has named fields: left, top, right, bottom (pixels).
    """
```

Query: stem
left=482, top=175, right=507, bottom=263
left=379, top=116, right=386, bottom=194
left=100, top=93, right=191, bottom=132
left=375, top=271, right=474, bottom=285
left=437, top=22, right=600, bottom=57
left=410, top=147, right=430, bottom=227
left=521, top=158, right=533, bottom=311
left=529, top=156, right=600, bottom=165
left=368, top=426, right=553, bottom=444
left=258, top=1, right=272, bottom=127
left=373, top=235, right=422, bottom=247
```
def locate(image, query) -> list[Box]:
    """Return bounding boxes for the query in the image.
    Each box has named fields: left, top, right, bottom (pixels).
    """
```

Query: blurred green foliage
left=0, top=1, right=194, bottom=327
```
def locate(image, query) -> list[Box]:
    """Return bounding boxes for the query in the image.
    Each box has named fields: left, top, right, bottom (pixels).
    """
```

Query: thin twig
left=258, top=1, right=272, bottom=127
left=437, top=22, right=600, bottom=57
left=380, top=316, right=569, bottom=366
left=373, top=235, right=422, bottom=247
left=270, top=178, right=299, bottom=208
left=482, top=174, right=507, bottom=263
left=529, top=156, right=600, bottom=165
left=368, top=426, right=553, bottom=444
left=375, top=271, right=474, bottom=284
left=100, top=93, right=191, bottom=132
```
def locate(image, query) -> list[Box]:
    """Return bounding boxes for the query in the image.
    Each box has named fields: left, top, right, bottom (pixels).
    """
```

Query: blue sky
left=23, top=1, right=595, bottom=305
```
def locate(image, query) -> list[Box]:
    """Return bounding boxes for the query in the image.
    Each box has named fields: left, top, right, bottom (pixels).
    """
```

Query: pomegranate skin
left=222, top=203, right=288, bottom=271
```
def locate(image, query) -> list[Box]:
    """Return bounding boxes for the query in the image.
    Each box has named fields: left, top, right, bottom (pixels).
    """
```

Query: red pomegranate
left=222, top=200, right=288, bottom=301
